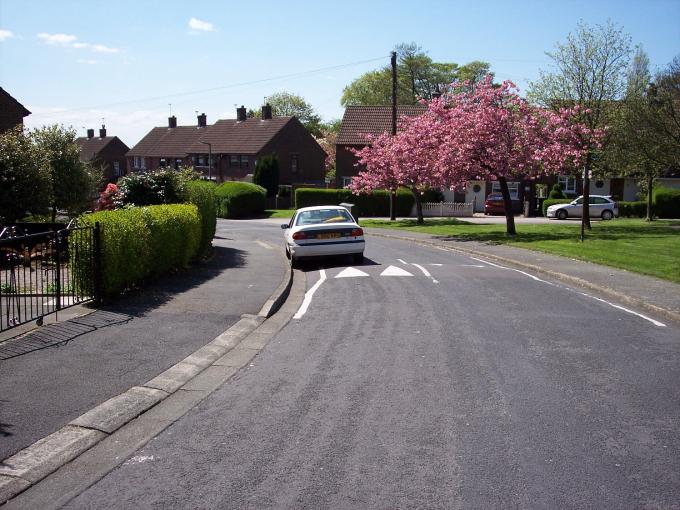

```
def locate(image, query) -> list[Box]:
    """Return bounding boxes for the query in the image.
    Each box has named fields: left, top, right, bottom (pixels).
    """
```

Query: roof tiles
left=336, top=105, right=427, bottom=145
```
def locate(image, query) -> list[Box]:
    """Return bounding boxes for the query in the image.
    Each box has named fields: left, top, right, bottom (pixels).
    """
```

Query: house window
left=240, top=155, right=249, bottom=169
left=113, top=161, right=121, bottom=177
left=196, top=156, right=206, bottom=167
left=558, top=175, right=577, bottom=194
left=230, top=155, right=239, bottom=168
left=134, top=156, right=146, bottom=170
left=159, top=158, right=167, bottom=168
left=175, top=159, right=182, bottom=169
left=491, top=181, right=519, bottom=199
left=291, top=154, right=299, bottom=174
left=341, top=176, right=352, bottom=188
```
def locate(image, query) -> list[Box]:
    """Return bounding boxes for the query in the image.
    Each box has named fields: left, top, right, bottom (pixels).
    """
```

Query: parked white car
left=547, top=195, right=619, bottom=220
left=282, top=206, right=365, bottom=267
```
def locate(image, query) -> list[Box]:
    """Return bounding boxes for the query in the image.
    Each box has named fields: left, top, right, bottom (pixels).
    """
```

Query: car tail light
left=292, top=231, right=307, bottom=240
left=351, top=228, right=363, bottom=237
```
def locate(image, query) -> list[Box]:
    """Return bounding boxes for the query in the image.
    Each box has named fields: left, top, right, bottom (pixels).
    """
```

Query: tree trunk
left=51, top=204, right=57, bottom=223
left=646, top=175, right=654, bottom=222
left=412, top=188, right=424, bottom=225
left=390, top=190, right=396, bottom=221
left=498, top=176, right=516, bottom=235
left=580, top=154, right=592, bottom=242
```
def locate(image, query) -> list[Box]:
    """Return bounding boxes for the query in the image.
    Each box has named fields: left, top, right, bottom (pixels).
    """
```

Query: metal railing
left=0, top=222, right=101, bottom=332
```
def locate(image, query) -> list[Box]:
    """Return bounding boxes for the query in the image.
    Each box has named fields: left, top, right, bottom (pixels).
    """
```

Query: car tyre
left=353, top=252, right=364, bottom=264
left=556, top=209, right=568, bottom=220
left=601, top=210, right=613, bottom=220
left=291, top=256, right=300, bottom=269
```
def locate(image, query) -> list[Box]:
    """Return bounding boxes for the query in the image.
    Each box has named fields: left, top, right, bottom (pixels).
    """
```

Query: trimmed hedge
left=76, top=204, right=201, bottom=297
left=215, top=182, right=266, bottom=218
left=541, top=198, right=571, bottom=217
left=185, top=180, right=217, bottom=258
left=294, top=188, right=443, bottom=217
left=618, top=201, right=647, bottom=218
left=653, top=187, right=680, bottom=219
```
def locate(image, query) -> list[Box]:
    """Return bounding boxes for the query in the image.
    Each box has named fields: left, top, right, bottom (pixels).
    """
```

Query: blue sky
left=1, top=0, right=678, bottom=145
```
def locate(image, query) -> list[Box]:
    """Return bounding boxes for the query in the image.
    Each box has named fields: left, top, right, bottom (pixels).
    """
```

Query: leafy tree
left=0, top=127, right=50, bottom=222
left=33, top=125, right=100, bottom=221
left=529, top=19, right=632, bottom=238
left=256, top=92, right=323, bottom=136
left=253, top=155, right=280, bottom=197
left=341, top=43, right=491, bottom=106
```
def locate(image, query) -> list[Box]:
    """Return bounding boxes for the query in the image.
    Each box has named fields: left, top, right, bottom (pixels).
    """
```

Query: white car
left=282, top=206, right=365, bottom=267
left=547, top=195, right=619, bottom=220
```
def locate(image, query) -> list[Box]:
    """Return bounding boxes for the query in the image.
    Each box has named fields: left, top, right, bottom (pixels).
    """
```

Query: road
left=49, top=225, right=680, bottom=508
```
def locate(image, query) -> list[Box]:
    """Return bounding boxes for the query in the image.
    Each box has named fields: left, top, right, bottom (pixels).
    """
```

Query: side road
left=0, top=220, right=292, bottom=503
left=366, top=226, right=680, bottom=326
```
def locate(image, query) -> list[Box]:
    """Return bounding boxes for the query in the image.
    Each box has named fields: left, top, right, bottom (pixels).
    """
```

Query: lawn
left=360, top=218, right=680, bottom=283
left=264, top=209, right=295, bottom=219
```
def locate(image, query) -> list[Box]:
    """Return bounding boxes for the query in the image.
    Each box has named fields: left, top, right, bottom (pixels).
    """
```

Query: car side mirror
left=281, top=224, right=289, bottom=229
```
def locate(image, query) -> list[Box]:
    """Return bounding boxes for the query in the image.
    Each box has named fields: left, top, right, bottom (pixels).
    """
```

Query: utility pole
left=390, top=50, right=397, bottom=221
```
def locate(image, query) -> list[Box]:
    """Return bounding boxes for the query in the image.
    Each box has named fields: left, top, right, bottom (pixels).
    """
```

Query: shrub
left=215, top=182, right=266, bottom=218
left=185, top=180, right=217, bottom=258
left=542, top=198, right=571, bottom=217
left=75, top=204, right=200, bottom=297
left=653, top=187, right=680, bottom=219
left=618, top=201, right=647, bottom=218
left=548, top=184, right=567, bottom=199
left=115, top=169, right=188, bottom=207
left=253, top=155, right=280, bottom=198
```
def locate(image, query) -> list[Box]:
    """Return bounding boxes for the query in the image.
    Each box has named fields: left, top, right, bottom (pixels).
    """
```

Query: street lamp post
left=199, top=141, right=212, bottom=181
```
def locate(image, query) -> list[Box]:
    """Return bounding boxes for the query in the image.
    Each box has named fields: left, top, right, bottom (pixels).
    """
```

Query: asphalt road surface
left=65, top=229, right=679, bottom=509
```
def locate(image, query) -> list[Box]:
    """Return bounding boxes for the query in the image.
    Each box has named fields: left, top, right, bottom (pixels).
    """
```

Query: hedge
left=75, top=204, right=201, bottom=297
left=215, top=182, right=266, bottom=218
left=185, top=180, right=217, bottom=258
left=653, top=187, right=680, bottom=219
left=294, top=188, right=443, bottom=217
left=541, top=198, right=571, bottom=217
left=618, top=201, right=647, bottom=218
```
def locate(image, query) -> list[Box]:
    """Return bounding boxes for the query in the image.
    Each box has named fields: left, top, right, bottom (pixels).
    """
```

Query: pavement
left=0, top=216, right=678, bottom=506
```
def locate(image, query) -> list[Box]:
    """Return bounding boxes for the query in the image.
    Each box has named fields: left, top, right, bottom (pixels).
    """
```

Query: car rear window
left=296, top=209, right=354, bottom=226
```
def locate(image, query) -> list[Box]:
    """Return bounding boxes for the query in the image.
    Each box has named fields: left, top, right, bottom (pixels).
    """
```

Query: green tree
left=341, top=43, right=491, bottom=106
left=0, top=127, right=50, bottom=222
left=257, top=92, right=323, bottom=136
left=33, top=125, right=100, bottom=221
left=253, top=155, right=280, bottom=198
left=529, top=19, right=632, bottom=238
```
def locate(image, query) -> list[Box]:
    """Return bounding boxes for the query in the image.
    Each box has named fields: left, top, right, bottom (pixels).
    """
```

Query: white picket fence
left=411, top=201, right=474, bottom=217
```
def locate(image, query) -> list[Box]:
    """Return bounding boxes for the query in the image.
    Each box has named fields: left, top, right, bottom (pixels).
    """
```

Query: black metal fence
left=0, top=223, right=101, bottom=332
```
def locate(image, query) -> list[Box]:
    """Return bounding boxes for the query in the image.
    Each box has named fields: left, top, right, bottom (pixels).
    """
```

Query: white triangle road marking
left=335, top=267, right=370, bottom=278
left=381, top=265, right=414, bottom=276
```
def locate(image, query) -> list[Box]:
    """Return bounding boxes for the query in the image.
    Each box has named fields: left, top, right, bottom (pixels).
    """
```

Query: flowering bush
left=96, top=183, right=119, bottom=211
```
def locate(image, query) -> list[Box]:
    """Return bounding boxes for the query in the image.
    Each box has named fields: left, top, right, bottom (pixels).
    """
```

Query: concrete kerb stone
left=0, top=242, right=298, bottom=505
left=368, top=231, right=680, bottom=326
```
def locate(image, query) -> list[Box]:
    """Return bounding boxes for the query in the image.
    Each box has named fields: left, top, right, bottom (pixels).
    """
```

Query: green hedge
left=215, top=182, right=266, bottom=218
left=653, top=187, right=680, bottom=219
left=294, top=188, right=443, bottom=217
left=541, top=198, right=571, bottom=217
left=618, top=201, right=647, bottom=218
left=76, top=204, right=200, bottom=297
left=185, top=180, right=217, bottom=258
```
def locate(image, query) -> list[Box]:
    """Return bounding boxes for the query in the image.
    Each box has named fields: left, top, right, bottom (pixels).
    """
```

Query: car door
left=589, top=197, right=607, bottom=216
left=570, top=197, right=584, bottom=218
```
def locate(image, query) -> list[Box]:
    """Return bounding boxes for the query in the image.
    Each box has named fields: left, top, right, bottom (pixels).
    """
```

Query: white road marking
left=256, top=240, right=272, bottom=250
left=461, top=264, right=486, bottom=268
left=293, top=269, right=327, bottom=319
left=411, top=263, right=439, bottom=284
left=468, top=256, right=666, bottom=327
left=428, top=263, right=443, bottom=267
left=397, top=258, right=408, bottom=265
left=335, top=267, right=369, bottom=278
left=381, top=265, right=414, bottom=276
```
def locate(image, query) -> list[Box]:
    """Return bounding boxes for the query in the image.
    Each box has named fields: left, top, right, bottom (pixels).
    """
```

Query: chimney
left=87, top=129, right=95, bottom=139
left=197, top=113, right=207, bottom=128
left=261, top=104, right=272, bottom=120
left=99, top=124, right=107, bottom=138
left=168, top=116, right=177, bottom=128
left=236, top=105, right=247, bottom=122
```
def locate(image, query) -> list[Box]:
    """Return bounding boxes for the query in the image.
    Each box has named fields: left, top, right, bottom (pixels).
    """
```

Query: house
left=335, top=105, right=427, bottom=188
left=75, top=125, right=130, bottom=184
left=186, top=105, right=326, bottom=185
left=0, top=87, right=31, bottom=133
left=126, top=114, right=209, bottom=173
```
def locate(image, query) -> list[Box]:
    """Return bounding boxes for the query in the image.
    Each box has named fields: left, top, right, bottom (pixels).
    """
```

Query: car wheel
left=290, top=256, right=299, bottom=269
left=352, top=252, right=364, bottom=264
left=556, top=209, right=568, bottom=220
left=601, top=210, right=613, bottom=220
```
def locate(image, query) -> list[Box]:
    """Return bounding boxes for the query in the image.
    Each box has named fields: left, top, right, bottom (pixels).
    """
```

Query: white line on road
left=577, top=291, right=666, bottom=328
left=397, top=258, right=408, bottom=265
left=470, top=257, right=554, bottom=284
left=411, top=263, right=439, bottom=284
left=294, top=269, right=327, bottom=319
left=256, top=241, right=273, bottom=250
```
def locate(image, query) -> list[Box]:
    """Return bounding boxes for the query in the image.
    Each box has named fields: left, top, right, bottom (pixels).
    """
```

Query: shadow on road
left=295, top=256, right=381, bottom=272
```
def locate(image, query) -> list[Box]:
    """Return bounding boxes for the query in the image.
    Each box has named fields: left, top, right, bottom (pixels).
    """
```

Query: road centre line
left=410, top=263, right=439, bottom=284
left=468, top=256, right=666, bottom=327
left=293, top=269, right=326, bottom=319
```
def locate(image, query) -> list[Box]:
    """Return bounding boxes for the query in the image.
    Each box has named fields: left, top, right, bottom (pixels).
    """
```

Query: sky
left=1, top=0, right=678, bottom=146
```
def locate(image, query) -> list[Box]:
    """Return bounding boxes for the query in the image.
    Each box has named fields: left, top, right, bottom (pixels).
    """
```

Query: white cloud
left=188, top=17, right=215, bottom=32
left=0, top=29, right=14, bottom=41
left=76, top=59, right=98, bottom=65
left=37, top=32, right=120, bottom=53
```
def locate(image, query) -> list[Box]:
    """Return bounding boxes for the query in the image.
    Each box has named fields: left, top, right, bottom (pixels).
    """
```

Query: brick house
left=75, top=125, right=130, bottom=184
left=0, top=87, right=31, bottom=133
left=186, top=105, right=326, bottom=185
left=126, top=114, right=209, bottom=173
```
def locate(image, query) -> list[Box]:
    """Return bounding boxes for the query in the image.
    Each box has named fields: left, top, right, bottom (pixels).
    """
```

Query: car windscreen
left=295, top=209, right=354, bottom=226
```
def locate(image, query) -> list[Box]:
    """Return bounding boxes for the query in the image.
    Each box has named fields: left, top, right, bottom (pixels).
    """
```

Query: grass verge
left=360, top=218, right=680, bottom=283
left=264, top=209, right=295, bottom=219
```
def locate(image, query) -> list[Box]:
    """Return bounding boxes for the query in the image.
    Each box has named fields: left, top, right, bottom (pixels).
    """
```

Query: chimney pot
left=197, top=113, right=207, bottom=128
left=262, top=104, right=273, bottom=120
left=168, top=116, right=177, bottom=128
left=99, top=125, right=107, bottom=138
left=236, top=105, right=247, bottom=122
left=87, top=129, right=95, bottom=139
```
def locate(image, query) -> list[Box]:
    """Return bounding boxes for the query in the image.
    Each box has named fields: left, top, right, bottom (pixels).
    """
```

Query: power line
left=30, top=55, right=389, bottom=118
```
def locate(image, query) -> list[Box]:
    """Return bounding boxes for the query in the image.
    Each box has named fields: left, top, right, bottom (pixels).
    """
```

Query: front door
left=466, top=181, right=486, bottom=212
